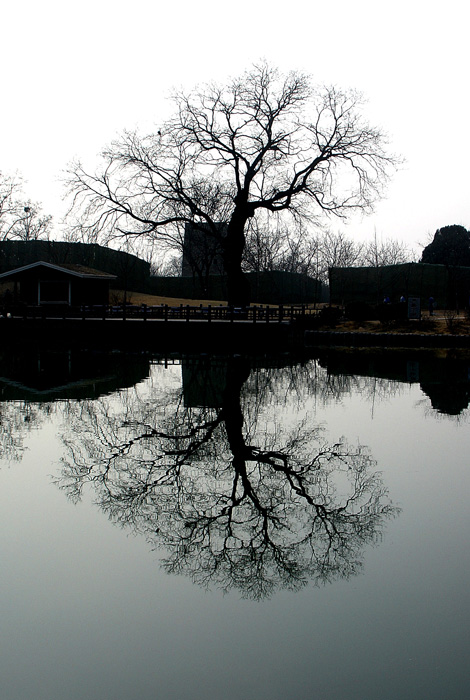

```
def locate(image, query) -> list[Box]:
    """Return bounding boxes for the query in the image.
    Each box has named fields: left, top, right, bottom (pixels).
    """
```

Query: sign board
left=408, top=296, right=421, bottom=320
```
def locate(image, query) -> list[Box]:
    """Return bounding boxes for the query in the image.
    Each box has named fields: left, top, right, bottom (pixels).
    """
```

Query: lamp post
left=23, top=206, right=32, bottom=240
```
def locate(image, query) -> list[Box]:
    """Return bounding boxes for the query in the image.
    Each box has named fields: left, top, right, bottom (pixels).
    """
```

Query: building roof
left=0, top=260, right=117, bottom=280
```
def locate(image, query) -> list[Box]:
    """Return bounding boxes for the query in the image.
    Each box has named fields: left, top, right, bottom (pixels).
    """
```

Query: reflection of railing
left=4, top=304, right=314, bottom=323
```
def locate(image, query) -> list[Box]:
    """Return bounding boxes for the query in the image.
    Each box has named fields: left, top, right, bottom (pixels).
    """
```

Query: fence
left=5, top=303, right=312, bottom=324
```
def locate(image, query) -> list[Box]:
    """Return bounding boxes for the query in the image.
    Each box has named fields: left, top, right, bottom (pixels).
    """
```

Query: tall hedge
left=0, top=241, right=150, bottom=292
left=329, top=262, right=470, bottom=309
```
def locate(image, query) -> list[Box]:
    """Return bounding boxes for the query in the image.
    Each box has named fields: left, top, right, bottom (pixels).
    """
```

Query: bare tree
left=360, top=232, right=412, bottom=267
left=243, top=219, right=285, bottom=272
left=242, top=217, right=319, bottom=275
left=0, top=171, right=53, bottom=241
left=155, top=252, right=182, bottom=277
left=317, top=230, right=364, bottom=282
left=0, top=172, right=22, bottom=240
left=65, top=62, right=397, bottom=306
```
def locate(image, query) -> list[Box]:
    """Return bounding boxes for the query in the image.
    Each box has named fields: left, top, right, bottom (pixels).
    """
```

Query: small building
left=0, top=261, right=116, bottom=307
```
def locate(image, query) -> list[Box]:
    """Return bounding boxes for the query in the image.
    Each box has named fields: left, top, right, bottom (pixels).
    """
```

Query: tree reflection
left=0, top=401, right=53, bottom=462
left=55, top=358, right=398, bottom=599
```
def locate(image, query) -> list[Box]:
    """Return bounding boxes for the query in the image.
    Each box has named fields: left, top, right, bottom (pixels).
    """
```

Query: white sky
left=1, top=0, right=468, bottom=255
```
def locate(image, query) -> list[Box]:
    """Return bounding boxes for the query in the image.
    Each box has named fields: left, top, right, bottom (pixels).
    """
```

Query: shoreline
left=305, top=328, right=470, bottom=348
left=3, top=313, right=470, bottom=352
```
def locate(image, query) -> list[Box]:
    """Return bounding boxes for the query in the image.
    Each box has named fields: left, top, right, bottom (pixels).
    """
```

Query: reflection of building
left=0, top=348, right=151, bottom=401
left=182, top=357, right=227, bottom=408
left=0, top=261, right=116, bottom=306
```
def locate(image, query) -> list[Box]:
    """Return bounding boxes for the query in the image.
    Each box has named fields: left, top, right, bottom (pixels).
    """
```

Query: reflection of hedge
left=330, top=262, right=470, bottom=309
left=150, top=270, right=326, bottom=304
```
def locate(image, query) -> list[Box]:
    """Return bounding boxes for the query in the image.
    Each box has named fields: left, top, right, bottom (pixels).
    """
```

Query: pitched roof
left=0, top=260, right=117, bottom=280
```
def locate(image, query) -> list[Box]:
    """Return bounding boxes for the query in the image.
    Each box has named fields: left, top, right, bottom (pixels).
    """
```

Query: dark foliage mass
left=421, top=225, right=470, bottom=267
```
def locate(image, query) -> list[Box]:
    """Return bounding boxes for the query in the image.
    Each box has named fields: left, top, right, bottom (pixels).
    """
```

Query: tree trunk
left=221, top=358, right=252, bottom=479
left=223, top=209, right=251, bottom=307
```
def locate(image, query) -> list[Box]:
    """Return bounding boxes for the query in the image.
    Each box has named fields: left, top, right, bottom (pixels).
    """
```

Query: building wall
left=181, top=223, right=226, bottom=278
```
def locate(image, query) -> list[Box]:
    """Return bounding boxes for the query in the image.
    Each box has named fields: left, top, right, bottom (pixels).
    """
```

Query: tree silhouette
left=65, top=63, right=396, bottom=306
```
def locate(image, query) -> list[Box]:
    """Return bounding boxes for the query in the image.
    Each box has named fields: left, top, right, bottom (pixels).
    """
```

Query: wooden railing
left=3, top=303, right=314, bottom=323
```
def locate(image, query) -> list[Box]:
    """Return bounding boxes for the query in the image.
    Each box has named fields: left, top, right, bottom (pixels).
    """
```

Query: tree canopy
left=421, top=225, right=470, bottom=267
left=65, top=62, right=397, bottom=305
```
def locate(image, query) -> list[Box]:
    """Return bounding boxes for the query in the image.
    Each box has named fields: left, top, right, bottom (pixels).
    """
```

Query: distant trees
left=421, top=225, right=470, bottom=267
left=0, top=171, right=53, bottom=241
left=65, top=62, right=397, bottom=306
left=155, top=253, right=182, bottom=277
left=361, top=233, right=412, bottom=267
left=317, top=230, right=364, bottom=281
left=242, top=219, right=320, bottom=277
left=148, top=223, right=413, bottom=285
left=242, top=225, right=412, bottom=283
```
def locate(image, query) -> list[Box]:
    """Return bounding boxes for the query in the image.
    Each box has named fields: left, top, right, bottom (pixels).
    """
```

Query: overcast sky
left=1, top=0, right=467, bottom=254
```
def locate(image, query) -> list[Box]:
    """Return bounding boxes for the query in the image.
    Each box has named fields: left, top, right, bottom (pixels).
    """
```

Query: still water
left=1, top=348, right=469, bottom=700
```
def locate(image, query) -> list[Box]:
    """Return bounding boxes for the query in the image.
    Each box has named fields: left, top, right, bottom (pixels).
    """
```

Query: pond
left=1, top=347, right=469, bottom=700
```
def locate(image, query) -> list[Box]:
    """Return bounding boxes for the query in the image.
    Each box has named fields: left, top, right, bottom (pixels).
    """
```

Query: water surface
left=1, top=348, right=469, bottom=699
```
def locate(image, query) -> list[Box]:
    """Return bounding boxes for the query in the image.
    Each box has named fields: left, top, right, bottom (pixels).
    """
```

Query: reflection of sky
left=0, top=364, right=469, bottom=700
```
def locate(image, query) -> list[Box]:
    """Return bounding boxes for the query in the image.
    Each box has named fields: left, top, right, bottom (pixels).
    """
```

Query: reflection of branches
left=0, top=401, right=53, bottom=462
left=313, top=370, right=407, bottom=407
left=162, top=430, right=394, bottom=598
left=241, top=357, right=407, bottom=416
left=55, top=359, right=398, bottom=599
